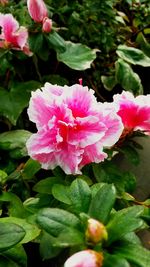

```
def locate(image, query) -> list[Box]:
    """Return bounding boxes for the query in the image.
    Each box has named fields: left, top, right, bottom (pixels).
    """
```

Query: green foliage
left=0, top=222, right=25, bottom=252
left=0, top=0, right=150, bottom=266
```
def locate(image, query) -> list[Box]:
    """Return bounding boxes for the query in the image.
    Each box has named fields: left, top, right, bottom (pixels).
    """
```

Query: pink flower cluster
left=0, top=13, right=31, bottom=55
left=27, top=0, right=52, bottom=33
left=26, top=83, right=123, bottom=174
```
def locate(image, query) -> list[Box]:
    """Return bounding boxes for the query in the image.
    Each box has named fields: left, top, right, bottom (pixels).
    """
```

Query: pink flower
left=113, top=91, right=150, bottom=135
left=0, top=0, right=8, bottom=6
left=42, top=17, right=52, bottom=33
left=27, top=0, right=48, bottom=23
left=26, top=83, right=123, bottom=174
left=64, top=250, right=103, bottom=267
left=0, top=13, right=32, bottom=55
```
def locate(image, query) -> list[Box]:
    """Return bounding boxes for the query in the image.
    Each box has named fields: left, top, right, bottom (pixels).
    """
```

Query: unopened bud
left=42, top=17, right=52, bottom=33
left=86, top=218, right=108, bottom=244
left=27, top=0, right=48, bottom=23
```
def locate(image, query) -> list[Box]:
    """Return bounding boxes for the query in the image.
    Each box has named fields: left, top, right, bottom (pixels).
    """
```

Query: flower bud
left=42, top=17, right=52, bottom=33
left=27, top=0, right=48, bottom=23
left=64, top=250, right=103, bottom=267
left=86, top=218, right=108, bottom=244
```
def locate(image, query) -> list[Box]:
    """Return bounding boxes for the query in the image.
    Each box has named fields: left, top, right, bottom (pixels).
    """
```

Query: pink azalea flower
left=27, top=0, right=48, bottom=23
left=64, top=250, right=103, bottom=267
left=26, top=83, right=123, bottom=174
left=113, top=91, right=150, bottom=135
left=0, top=13, right=32, bottom=55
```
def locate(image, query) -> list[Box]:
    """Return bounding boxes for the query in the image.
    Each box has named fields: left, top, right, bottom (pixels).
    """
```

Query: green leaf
left=0, top=81, right=40, bottom=125
left=101, top=75, right=117, bottom=91
left=115, top=59, right=143, bottom=94
left=114, top=242, right=150, bottom=267
left=69, top=179, right=91, bottom=213
left=0, top=130, right=31, bottom=151
left=33, top=177, right=63, bottom=195
left=0, top=245, right=27, bottom=267
left=88, top=183, right=116, bottom=223
left=37, top=208, right=80, bottom=237
left=55, top=228, right=84, bottom=247
left=136, top=32, right=150, bottom=58
left=22, top=159, right=41, bottom=180
left=52, top=184, right=72, bottom=204
left=57, top=41, right=97, bottom=70
left=106, top=206, right=145, bottom=244
left=103, top=253, right=130, bottom=267
left=29, top=33, right=44, bottom=54
left=119, top=145, right=140, bottom=165
left=0, top=222, right=25, bottom=252
left=0, top=217, right=40, bottom=244
left=46, top=31, right=66, bottom=53
left=23, top=195, right=53, bottom=213
left=116, top=45, right=150, bottom=67
left=0, top=192, right=28, bottom=218
left=40, top=232, right=62, bottom=260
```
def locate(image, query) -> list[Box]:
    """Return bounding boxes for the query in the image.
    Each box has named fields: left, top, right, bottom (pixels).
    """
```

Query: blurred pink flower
left=113, top=91, right=150, bottom=135
left=64, top=250, right=103, bottom=267
left=26, top=83, right=123, bottom=174
left=27, top=0, right=48, bottom=23
left=42, top=17, right=52, bottom=33
left=0, top=0, right=8, bottom=6
left=0, top=13, right=32, bottom=55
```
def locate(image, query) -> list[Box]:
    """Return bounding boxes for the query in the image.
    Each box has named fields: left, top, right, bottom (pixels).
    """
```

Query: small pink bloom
left=113, top=91, right=150, bottom=135
left=42, top=17, right=52, bottom=33
left=27, top=0, right=48, bottom=23
left=64, top=250, right=103, bottom=267
left=26, top=83, right=123, bottom=174
left=0, top=0, right=8, bottom=6
left=0, top=13, right=32, bottom=55
left=86, top=218, right=108, bottom=244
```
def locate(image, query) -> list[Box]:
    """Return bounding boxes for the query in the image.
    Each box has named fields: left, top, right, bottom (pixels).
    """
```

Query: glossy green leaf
left=52, top=184, right=72, bottom=204
left=34, top=177, right=63, bottom=195
left=69, top=179, right=91, bottom=213
left=29, top=33, right=44, bottom=54
left=0, top=130, right=31, bottom=151
left=40, top=232, right=62, bottom=260
left=0, top=222, right=25, bottom=252
left=23, top=195, right=53, bottom=213
left=0, top=192, right=28, bottom=218
left=115, top=59, right=143, bottom=94
left=114, top=242, right=150, bottom=267
left=57, top=41, right=97, bottom=70
left=46, top=31, right=66, bottom=53
left=116, top=45, right=150, bottom=67
left=101, top=75, right=117, bottom=91
left=119, top=145, right=140, bottom=165
left=136, top=32, right=150, bottom=57
left=0, top=217, right=40, bottom=244
left=37, top=208, right=80, bottom=237
left=106, top=206, right=144, bottom=244
left=103, top=253, right=130, bottom=267
left=0, top=81, right=40, bottom=125
left=88, top=183, right=116, bottom=223
left=0, top=245, right=27, bottom=267
left=22, top=159, right=41, bottom=180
